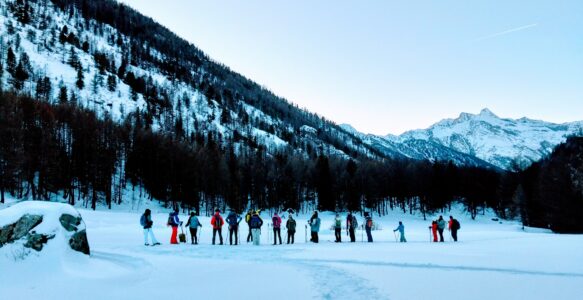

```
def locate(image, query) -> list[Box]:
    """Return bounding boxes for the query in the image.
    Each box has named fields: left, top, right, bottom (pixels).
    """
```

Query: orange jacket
left=211, top=214, right=224, bottom=229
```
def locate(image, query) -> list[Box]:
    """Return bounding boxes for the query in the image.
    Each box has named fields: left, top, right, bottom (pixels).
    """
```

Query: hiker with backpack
left=249, top=211, right=263, bottom=246
left=364, top=212, right=373, bottom=242
left=450, top=216, right=460, bottom=242
left=140, top=209, right=160, bottom=246
left=393, top=221, right=407, bottom=242
left=185, top=211, right=202, bottom=244
left=211, top=209, right=225, bottom=245
left=272, top=212, right=283, bottom=245
left=346, top=212, right=358, bottom=243
left=245, top=209, right=254, bottom=243
left=437, top=215, right=446, bottom=242
left=286, top=214, right=297, bottom=244
left=308, top=211, right=321, bottom=243
left=429, top=220, right=438, bottom=242
left=226, top=209, right=242, bottom=245
left=167, top=208, right=182, bottom=245
left=334, top=213, right=342, bottom=243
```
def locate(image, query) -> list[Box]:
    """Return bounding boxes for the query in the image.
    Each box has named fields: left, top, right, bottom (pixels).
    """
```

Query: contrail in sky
left=472, top=23, right=538, bottom=42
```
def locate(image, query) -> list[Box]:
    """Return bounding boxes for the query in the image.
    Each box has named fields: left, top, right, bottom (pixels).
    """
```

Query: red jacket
left=432, top=222, right=438, bottom=233
left=211, top=214, right=224, bottom=229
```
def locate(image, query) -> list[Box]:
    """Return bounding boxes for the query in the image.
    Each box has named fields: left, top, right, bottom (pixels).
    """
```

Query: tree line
left=1, top=95, right=582, bottom=232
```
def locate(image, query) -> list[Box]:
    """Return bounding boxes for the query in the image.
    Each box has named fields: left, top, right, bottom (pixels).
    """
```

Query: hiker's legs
left=438, top=229, right=444, bottom=242
left=349, top=228, right=355, bottom=242
left=170, top=226, right=178, bottom=244
left=189, top=228, right=196, bottom=244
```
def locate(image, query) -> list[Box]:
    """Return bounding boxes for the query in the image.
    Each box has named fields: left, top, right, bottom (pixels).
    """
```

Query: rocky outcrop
left=0, top=202, right=90, bottom=256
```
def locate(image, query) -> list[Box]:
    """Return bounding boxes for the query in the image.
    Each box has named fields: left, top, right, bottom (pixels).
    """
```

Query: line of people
left=141, top=209, right=461, bottom=246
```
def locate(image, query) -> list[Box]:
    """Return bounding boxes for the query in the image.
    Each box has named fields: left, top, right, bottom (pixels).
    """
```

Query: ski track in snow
left=107, top=244, right=386, bottom=300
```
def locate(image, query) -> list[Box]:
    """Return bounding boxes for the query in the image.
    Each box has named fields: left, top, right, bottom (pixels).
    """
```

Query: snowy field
left=1, top=202, right=583, bottom=300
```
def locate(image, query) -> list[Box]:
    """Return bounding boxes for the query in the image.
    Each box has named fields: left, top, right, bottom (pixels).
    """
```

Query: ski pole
left=305, top=224, right=307, bottom=243
left=361, top=225, right=364, bottom=243
left=393, top=231, right=398, bottom=242
left=429, top=227, right=431, bottom=243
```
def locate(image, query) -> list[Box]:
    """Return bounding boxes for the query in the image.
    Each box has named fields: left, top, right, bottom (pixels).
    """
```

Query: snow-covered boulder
left=0, top=201, right=90, bottom=257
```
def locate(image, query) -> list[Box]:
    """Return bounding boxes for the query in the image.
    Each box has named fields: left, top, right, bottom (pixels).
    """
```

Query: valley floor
left=1, top=206, right=582, bottom=300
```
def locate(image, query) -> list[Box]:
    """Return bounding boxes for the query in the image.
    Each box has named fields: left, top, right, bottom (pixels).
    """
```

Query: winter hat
left=215, top=208, right=221, bottom=213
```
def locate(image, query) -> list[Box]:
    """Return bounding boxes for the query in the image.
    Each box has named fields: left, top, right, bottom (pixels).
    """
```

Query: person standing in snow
left=437, top=215, right=446, bottom=242
left=346, top=212, right=358, bottom=243
left=185, top=211, right=202, bottom=244
left=286, top=214, right=297, bottom=244
left=167, top=208, right=181, bottom=245
left=141, top=209, right=160, bottom=246
left=272, top=212, right=283, bottom=245
left=429, top=220, right=438, bottom=242
left=249, top=211, right=263, bottom=246
left=309, top=211, right=321, bottom=243
left=364, top=212, right=373, bottom=242
left=226, top=209, right=242, bottom=245
left=245, top=209, right=254, bottom=243
left=334, top=213, right=342, bottom=243
left=211, top=209, right=224, bottom=245
left=450, top=216, right=460, bottom=242
left=394, top=221, right=406, bottom=242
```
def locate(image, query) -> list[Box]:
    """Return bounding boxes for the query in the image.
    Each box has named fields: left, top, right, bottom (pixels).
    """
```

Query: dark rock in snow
left=24, top=232, right=55, bottom=251
left=60, top=214, right=82, bottom=232
left=69, top=230, right=90, bottom=255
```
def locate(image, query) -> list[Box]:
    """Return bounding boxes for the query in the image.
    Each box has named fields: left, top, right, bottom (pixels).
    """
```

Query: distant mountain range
left=342, top=108, right=583, bottom=169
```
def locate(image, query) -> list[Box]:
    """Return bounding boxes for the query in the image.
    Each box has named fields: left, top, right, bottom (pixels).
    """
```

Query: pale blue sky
left=121, top=0, right=583, bottom=135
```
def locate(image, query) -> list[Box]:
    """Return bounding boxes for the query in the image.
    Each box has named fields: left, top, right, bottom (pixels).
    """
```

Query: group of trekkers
left=140, top=208, right=461, bottom=246
left=429, top=215, right=460, bottom=242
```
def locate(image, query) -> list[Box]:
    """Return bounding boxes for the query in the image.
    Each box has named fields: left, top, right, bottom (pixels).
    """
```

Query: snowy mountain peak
left=479, top=108, right=497, bottom=117
left=398, top=110, right=583, bottom=169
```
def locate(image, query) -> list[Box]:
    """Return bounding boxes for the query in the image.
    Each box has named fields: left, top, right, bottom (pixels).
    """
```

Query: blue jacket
left=170, top=212, right=180, bottom=227
left=186, top=216, right=201, bottom=228
left=394, top=224, right=404, bottom=234
left=310, top=217, right=321, bottom=232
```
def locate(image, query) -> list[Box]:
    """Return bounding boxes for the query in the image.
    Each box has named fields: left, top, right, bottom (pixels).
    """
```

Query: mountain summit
left=391, top=109, right=583, bottom=169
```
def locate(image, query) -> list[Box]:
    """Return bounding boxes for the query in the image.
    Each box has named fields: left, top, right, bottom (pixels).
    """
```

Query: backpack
left=250, top=216, right=261, bottom=228
left=287, top=219, right=296, bottom=231
left=351, top=215, right=358, bottom=229
left=227, top=214, right=237, bottom=226
left=453, top=219, right=461, bottom=230
left=140, top=215, right=146, bottom=227
left=272, top=216, right=281, bottom=228
left=366, top=217, right=373, bottom=229
left=167, top=214, right=174, bottom=226
left=335, top=218, right=342, bottom=228
left=214, top=216, right=222, bottom=228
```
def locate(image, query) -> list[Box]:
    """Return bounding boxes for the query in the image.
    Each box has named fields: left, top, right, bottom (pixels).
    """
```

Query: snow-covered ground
left=1, top=202, right=582, bottom=300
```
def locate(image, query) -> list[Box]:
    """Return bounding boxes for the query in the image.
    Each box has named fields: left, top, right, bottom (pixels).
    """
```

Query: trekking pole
left=361, top=225, right=364, bottom=243
left=305, top=224, right=307, bottom=243
left=429, top=227, right=431, bottom=243
left=393, top=231, right=398, bottom=242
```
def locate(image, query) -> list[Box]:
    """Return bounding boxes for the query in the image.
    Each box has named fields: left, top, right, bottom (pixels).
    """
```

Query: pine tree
left=68, top=46, right=80, bottom=70
left=6, top=47, right=16, bottom=75
left=58, top=86, right=68, bottom=103
left=11, top=0, right=31, bottom=25
left=76, top=68, right=85, bottom=90
left=12, top=62, right=29, bottom=90
left=107, top=74, right=117, bottom=92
